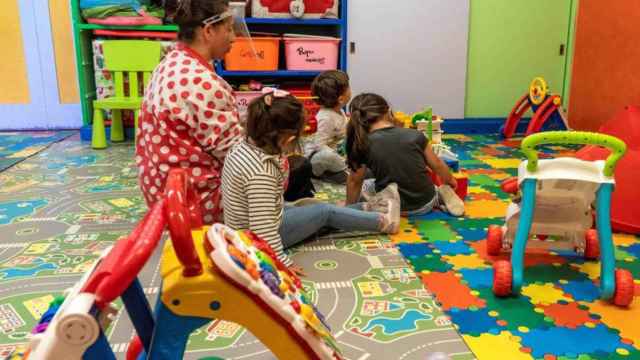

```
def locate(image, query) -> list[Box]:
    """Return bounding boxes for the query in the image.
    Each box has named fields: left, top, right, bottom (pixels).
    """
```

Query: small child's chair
left=92, top=40, right=161, bottom=149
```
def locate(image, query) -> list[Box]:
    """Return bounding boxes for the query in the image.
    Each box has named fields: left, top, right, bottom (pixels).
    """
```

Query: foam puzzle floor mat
left=0, top=131, right=75, bottom=173
left=385, top=134, right=640, bottom=360
left=0, top=135, right=471, bottom=359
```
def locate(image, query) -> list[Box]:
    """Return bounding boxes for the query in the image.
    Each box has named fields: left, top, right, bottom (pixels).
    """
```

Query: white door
left=348, top=0, right=470, bottom=118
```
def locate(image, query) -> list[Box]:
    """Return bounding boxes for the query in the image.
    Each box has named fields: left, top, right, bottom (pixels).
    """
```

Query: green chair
left=92, top=40, right=162, bottom=149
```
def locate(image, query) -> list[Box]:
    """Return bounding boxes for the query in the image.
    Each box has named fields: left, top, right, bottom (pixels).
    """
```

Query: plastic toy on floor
left=501, top=77, right=570, bottom=139
left=22, top=169, right=342, bottom=360
left=487, top=131, right=635, bottom=307
left=410, top=107, right=460, bottom=172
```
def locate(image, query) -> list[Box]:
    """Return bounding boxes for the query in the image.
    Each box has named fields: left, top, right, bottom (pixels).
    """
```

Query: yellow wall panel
left=0, top=0, right=30, bottom=104
left=49, top=0, right=79, bottom=103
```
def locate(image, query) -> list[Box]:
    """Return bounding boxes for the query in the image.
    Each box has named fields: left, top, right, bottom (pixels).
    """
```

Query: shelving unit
left=70, top=1, right=348, bottom=130
left=216, top=70, right=322, bottom=78
left=214, top=1, right=348, bottom=87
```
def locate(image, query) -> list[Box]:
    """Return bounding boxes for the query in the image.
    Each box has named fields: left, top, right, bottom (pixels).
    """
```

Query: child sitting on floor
left=303, top=70, right=351, bottom=184
left=345, top=93, right=464, bottom=217
left=221, top=88, right=400, bottom=275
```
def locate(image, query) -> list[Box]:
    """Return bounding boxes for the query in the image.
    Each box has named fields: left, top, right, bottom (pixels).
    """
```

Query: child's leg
left=310, top=148, right=347, bottom=177
left=405, top=189, right=439, bottom=216
left=284, top=155, right=315, bottom=202
left=279, top=203, right=381, bottom=249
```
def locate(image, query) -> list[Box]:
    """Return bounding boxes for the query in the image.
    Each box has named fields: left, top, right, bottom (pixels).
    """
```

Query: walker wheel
left=500, top=177, right=519, bottom=194
left=612, top=269, right=634, bottom=307
left=126, top=336, right=143, bottom=360
left=486, top=225, right=503, bottom=256
left=584, top=229, right=600, bottom=260
left=493, top=260, right=513, bottom=297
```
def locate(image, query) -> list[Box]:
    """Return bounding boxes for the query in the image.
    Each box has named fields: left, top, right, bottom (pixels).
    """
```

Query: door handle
left=350, top=42, right=356, bottom=54
left=559, top=44, right=565, bottom=56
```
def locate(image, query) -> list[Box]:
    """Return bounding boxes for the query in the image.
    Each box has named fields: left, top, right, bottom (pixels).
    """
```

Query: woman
left=136, top=0, right=242, bottom=223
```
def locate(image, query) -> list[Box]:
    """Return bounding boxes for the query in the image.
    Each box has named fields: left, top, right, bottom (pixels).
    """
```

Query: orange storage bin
left=224, top=37, right=280, bottom=71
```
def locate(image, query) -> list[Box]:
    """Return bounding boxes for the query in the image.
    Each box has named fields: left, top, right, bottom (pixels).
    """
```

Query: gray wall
left=348, top=0, right=470, bottom=118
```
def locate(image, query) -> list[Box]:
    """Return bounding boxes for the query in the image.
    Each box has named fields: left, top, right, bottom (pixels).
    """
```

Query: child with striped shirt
left=221, top=89, right=400, bottom=275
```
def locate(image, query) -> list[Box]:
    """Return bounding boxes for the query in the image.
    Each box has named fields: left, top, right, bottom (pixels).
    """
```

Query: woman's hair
left=311, top=70, right=350, bottom=108
left=164, top=0, right=229, bottom=42
left=246, top=94, right=306, bottom=155
left=346, top=93, right=391, bottom=170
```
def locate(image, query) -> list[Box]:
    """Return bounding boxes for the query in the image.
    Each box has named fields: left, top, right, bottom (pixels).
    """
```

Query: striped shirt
left=221, top=140, right=291, bottom=265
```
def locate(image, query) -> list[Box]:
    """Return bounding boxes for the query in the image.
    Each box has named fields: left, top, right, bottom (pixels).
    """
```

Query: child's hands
left=446, top=176, right=458, bottom=190
left=290, top=264, right=307, bottom=277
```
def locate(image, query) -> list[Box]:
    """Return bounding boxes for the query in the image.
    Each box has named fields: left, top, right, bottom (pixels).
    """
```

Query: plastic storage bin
left=225, top=36, right=280, bottom=71
left=235, top=91, right=263, bottom=121
left=283, top=36, right=340, bottom=71
left=252, top=0, right=339, bottom=19
left=286, top=87, right=320, bottom=134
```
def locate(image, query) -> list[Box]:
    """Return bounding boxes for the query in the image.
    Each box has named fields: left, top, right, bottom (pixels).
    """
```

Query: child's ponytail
left=346, top=93, right=391, bottom=170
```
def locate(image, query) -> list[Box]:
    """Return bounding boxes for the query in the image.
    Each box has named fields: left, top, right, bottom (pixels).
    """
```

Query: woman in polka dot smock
left=136, top=0, right=242, bottom=223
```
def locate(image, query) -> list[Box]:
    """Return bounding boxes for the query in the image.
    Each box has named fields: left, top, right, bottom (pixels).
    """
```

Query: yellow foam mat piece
left=482, top=159, right=523, bottom=169
left=391, top=218, right=425, bottom=244
left=463, top=331, right=533, bottom=360
left=521, top=283, right=573, bottom=306
left=443, top=254, right=490, bottom=270
left=572, top=262, right=601, bottom=280
left=465, top=200, right=509, bottom=219
left=614, top=234, right=639, bottom=247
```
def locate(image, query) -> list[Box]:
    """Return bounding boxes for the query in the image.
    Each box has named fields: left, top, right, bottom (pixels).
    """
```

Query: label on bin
left=297, top=47, right=325, bottom=65
left=241, top=49, right=265, bottom=60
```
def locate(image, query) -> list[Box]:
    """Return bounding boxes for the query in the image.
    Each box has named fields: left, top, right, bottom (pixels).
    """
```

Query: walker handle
left=521, top=131, right=626, bottom=177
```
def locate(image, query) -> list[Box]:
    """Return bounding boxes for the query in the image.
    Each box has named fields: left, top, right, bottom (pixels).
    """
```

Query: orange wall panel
left=49, top=0, right=79, bottom=104
left=0, top=0, right=30, bottom=104
left=569, top=0, right=640, bottom=131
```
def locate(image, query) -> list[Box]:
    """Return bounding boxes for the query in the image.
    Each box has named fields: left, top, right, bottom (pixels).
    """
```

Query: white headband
left=202, top=10, right=232, bottom=26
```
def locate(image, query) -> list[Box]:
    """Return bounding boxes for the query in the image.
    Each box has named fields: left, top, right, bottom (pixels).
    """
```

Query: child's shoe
left=437, top=185, right=465, bottom=216
left=372, top=183, right=401, bottom=234
left=360, top=179, right=377, bottom=202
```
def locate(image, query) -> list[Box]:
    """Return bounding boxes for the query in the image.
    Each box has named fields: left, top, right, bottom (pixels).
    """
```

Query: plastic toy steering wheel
left=529, top=77, right=548, bottom=105
left=521, top=131, right=627, bottom=177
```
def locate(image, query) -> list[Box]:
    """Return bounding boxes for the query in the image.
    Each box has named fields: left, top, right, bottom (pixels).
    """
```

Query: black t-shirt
left=365, top=127, right=435, bottom=211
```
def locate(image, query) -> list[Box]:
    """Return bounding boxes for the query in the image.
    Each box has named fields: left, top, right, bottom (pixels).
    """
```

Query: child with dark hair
left=304, top=70, right=352, bottom=184
left=345, top=93, right=464, bottom=217
left=136, top=0, right=242, bottom=224
left=221, top=89, right=400, bottom=275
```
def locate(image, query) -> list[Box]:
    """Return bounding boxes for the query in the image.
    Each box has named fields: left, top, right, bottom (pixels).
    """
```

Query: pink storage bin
left=283, top=36, right=341, bottom=71
left=235, top=91, right=263, bottom=120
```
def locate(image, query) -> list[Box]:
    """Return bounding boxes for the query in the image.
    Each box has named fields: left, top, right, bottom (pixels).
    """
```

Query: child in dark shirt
left=345, top=93, right=464, bottom=216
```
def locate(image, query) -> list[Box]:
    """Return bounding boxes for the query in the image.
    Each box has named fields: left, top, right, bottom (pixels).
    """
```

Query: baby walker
left=487, top=131, right=635, bottom=306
